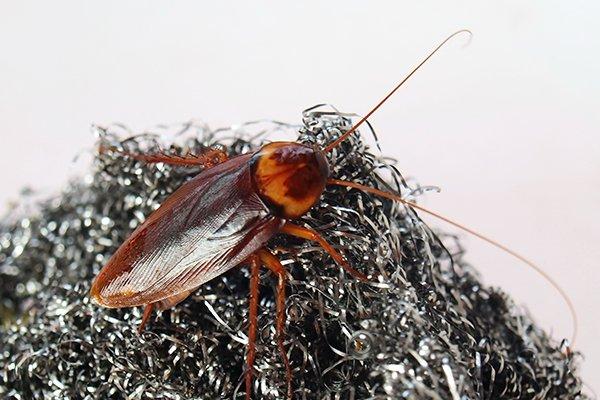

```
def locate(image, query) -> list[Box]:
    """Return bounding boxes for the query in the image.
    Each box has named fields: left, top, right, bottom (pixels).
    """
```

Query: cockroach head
left=250, top=141, right=329, bottom=219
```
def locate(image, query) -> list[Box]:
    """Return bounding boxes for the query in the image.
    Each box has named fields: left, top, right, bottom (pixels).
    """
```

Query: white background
left=1, top=1, right=598, bottom=389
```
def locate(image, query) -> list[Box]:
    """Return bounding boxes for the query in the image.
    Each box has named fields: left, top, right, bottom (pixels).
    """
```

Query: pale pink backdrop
left=1, top=1, right=598, bottom=387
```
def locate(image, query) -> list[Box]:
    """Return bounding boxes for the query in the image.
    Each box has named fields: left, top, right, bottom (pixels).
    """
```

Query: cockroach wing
left=90, top=153, right=283, bottom=308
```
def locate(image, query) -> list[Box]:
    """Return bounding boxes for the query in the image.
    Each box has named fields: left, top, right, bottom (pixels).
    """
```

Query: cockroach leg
left=245, top=254, right=261, bottom=400
left=257, top=248, right=292, bottom=400
left=99, top=144, right=228, bottom=167
left=138, top=303, right=155, bottom=333
left=279, top=223, right=368, bottom=281
left=137, top=290, right=195, bottom=334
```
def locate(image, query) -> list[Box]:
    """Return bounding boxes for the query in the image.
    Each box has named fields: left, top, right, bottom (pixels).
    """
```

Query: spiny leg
left=138, top=303, right=155, bottom=333
left=246, top=254, right=261, bottom=400
left=280, top=222, right=368, bottom=281
left=257, top=249, right=292, bottom=400
left=99, top=144, right=228, bottom=167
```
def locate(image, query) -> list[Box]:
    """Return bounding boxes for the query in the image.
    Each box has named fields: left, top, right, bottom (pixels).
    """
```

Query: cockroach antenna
left=327, top=179, right=579, bottom=346
left=324, top=29, right=472, bottom=153
left=324, top=29, right=578, bottom=347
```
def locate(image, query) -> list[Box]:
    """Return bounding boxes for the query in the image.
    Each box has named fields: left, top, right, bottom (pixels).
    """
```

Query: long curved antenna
left=328, top=178, right=578, bottom=347
left=324, top=29, right=472, bottom=153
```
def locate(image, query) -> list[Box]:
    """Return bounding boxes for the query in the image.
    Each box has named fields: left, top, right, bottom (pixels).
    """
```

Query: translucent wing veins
left=91, top=154, right=283, bottom=308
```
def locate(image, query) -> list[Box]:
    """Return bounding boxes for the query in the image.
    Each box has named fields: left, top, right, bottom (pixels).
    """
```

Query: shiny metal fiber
left=0, top=107, right=586, bottom=399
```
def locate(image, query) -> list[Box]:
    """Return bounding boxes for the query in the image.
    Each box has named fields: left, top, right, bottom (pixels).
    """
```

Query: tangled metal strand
left=0, top=107, right=586, bottom=399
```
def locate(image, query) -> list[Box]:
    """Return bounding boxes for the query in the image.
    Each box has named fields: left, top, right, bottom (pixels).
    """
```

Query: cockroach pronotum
left=90, top=30, right=577, bottom=399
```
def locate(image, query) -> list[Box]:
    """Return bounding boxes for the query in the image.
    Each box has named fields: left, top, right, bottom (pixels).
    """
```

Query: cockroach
left=90, top=30, right=577, bottom=399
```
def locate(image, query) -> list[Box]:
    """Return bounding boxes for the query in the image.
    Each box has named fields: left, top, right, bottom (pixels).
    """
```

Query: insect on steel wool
left=90, top=30, right=577, bottom=400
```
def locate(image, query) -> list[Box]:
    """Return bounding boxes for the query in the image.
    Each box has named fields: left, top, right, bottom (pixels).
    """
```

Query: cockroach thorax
left=250, top=141, right=329, bottom=219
